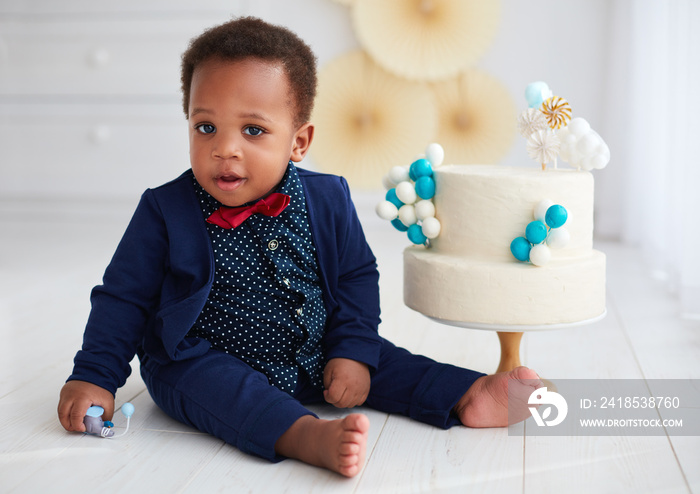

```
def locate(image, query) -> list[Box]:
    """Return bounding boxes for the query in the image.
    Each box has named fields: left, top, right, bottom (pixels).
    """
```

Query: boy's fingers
left=68, top=402, right=88, bottom=432
left=101, top=402, right=115, bottom=422
left=323, top=371, right=332, bottom=392
left=57, top=402, right=71, bottom=431
left=324, top=382, right=347, bottom=406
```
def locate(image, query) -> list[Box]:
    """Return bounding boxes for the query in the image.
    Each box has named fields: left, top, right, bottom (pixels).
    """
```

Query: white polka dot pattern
left=187, top=163, right=327, bottom=393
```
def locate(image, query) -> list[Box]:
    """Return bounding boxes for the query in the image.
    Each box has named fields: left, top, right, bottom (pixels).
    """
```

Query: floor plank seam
left=609, top=296, right=649, bottom=382
left=662, top=434, right=693, bottom=494
left=353, top=414, right=390, bottom=493
left=139, top=429, right=209, bottom=435
left=609, top=291, right=695, bottom=493
left=175, top=442, right=227, bottom=494
left=521, top=421, right=527, bottom=494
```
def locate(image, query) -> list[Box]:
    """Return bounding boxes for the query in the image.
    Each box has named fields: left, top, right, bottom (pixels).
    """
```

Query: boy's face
left=187, top=57, right=313, bottom=207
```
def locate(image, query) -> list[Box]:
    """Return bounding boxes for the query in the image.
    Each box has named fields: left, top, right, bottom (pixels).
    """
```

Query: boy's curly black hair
left=181, top=17, right=317, bottom=127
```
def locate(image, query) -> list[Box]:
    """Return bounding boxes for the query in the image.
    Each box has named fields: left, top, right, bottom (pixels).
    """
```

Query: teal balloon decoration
left=510, top=237, right=531, bottom=262
left=525, top=221, right=548, bottom=244
left=409, top=158, right=433, bottom=181
left=407, top=224, right=427, bottom=244
left=391, top=218, right=409, bottom=232
left=385, top=188, right=403, bottom=208
left=545, top=205, right=568, bottom=229
left=415, top=176, right=436, bottom=199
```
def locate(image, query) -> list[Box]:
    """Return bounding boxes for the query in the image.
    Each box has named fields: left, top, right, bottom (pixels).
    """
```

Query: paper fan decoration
left=310, top=51, right=436, bottom=188
left=352, top=0, right=501, bottom=81
left=527, top=129, right=561, bottom=170
left=517, top=108, right=548, bottom=138
left=541, top=96, right=572, bottom=129
left=429, top=69, right=516, bottom=163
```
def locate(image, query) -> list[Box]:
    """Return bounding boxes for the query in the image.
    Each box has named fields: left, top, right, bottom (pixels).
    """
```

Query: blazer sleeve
left=68, top=190, right=169, bottom=394
left=314, top=176, right=383, bottom=371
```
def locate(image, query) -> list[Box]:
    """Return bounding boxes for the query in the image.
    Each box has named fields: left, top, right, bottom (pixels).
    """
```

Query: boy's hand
left=58, top=380, right=114, bottom=433
left=323, top=358, right=370, bottom=409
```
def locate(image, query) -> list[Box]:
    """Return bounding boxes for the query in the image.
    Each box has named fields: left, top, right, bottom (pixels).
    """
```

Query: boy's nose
left=212, top=131, right=242, bottom=160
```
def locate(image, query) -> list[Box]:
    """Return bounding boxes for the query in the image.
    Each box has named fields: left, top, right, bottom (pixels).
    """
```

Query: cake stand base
left=496, top=331, right=523, bottom=373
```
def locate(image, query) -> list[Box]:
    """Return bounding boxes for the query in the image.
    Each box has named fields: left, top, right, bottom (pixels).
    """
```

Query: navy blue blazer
left=70, top=168, right=382, bottom=395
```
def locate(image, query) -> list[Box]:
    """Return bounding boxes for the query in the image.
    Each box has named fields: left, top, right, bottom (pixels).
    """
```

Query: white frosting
left=403, top=165, right=606, bottom=327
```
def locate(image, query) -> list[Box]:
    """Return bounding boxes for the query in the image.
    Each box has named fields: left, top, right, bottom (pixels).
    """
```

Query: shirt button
left=268, top=239, right=279, bottom=250
left=283, top=278, right=291, bottom=287
left=296, top=308, right=303, bottom=316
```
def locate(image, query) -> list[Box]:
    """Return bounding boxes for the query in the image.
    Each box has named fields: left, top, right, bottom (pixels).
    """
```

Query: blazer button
left=268, top=239, right=279, bottom=250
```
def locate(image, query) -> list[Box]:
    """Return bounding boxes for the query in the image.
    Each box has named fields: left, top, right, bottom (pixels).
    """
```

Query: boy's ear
left=290, top=123, right=314, bottom=162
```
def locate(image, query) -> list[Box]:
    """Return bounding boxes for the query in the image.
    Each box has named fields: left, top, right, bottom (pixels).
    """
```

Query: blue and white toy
left=83, top=402, right=134, bottom=438
left=376, top=143, right=444, bottom=245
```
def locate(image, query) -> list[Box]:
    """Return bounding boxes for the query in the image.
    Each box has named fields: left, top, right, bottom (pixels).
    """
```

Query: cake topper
left=557, top=117, right=610, bottom=172
left=376, top=143, right=444, bottom=246
left=524, top=81, right=553, bottom=108
left=526, top=129, right=561, bottom=170
left=540, top=96, right=572, bottom=129
left=519, top=81, right=610, bottom=171
left=517, top=108, right=548, bottom=137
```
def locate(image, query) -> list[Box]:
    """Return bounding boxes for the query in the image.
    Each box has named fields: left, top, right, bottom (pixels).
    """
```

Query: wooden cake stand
left=427, top=313, right=607, bottom=373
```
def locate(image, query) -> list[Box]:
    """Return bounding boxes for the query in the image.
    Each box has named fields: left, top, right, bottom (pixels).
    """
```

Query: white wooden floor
left=1, top=204, right=699, bottom=493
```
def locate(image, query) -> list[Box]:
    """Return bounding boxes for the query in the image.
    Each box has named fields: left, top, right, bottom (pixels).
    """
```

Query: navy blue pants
left=140, top=338, right=485, bottom=462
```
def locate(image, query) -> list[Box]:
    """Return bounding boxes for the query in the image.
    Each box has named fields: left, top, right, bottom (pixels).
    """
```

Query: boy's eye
left=196, top=124, right=216, bottom=134
left=243, top=126, right=264, bottom=137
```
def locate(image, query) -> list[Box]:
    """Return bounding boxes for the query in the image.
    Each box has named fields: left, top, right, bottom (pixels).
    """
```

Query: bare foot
left=454, top=366, right=543, bottom=427
left=275, top=413, right=370, bottom=477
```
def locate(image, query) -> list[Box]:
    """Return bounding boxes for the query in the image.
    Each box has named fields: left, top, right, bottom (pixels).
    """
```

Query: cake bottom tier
left=404, top=247, right=606, bottom=327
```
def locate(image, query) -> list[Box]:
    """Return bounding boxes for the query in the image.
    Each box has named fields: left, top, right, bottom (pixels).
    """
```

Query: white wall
left=0, top=0, right=619, bottom=235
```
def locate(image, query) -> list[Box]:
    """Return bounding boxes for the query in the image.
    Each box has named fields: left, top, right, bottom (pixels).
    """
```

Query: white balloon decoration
left=425, top=142, right=445, bottom=167
left=529, top=244, right=551, bottom=266
left=421, top=216, right=441, bottom=239
left=389, top=165, right=410, bottom=184
left=534, top=199, right=554, bottom=223
left=381, top=174, right=395, bottom=190
left=396, top=181, right=417, bottom=204
left=375, top=200, right=398, bottom=221
left=414, top=199, right=436, bottom=220
left=546, top=227, right=570, bottom=249
left=398, top=204, right=417, bottom=226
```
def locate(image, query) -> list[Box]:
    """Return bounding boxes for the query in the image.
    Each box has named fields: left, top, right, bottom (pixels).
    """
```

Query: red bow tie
left=206, top=193, right=291, bottom=229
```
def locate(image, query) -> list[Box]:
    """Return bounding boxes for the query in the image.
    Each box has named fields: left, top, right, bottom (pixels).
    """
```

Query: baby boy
left=58, top=17, right=541, bottom=477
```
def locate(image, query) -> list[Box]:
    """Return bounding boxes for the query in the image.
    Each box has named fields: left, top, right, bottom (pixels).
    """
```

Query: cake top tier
left=430, top=165, right=594, bottom=261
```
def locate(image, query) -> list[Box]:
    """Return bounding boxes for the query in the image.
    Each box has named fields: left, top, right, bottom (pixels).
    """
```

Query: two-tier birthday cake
left=403, top=165, right=605, bottom=326
left=376, top=82, right=610, bottom=329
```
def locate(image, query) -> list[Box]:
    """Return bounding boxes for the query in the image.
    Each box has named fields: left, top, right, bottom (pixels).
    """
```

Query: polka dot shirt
left=187, top=162, right=328, bottom=394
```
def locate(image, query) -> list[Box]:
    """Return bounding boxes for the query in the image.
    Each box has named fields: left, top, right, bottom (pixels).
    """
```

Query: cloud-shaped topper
left=558, top=117, right=610, bottom=171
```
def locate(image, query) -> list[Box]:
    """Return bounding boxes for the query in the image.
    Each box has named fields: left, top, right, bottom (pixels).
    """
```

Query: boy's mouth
left=216, top=174, right=245, bottom=191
